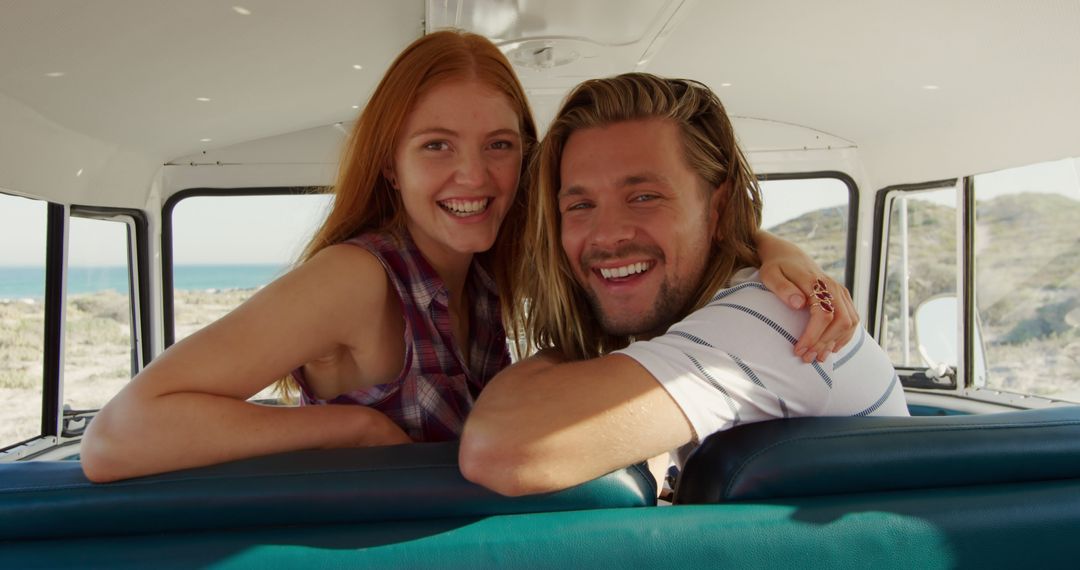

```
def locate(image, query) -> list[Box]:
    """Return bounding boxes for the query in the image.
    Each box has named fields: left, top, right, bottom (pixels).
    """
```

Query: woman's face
left=389, top=79, right=522, bottom=267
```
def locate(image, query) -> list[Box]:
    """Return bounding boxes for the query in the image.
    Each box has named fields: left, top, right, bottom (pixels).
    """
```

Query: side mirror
left=913, top=295, right=987, bottom=387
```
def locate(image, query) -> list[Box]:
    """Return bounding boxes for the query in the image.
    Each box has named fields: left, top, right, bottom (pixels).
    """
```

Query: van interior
left=2, top=1, right=1080, bottom=567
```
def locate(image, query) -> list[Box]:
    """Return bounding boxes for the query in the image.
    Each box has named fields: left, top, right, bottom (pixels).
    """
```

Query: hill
left=769, top=192, right=1080, bottom=398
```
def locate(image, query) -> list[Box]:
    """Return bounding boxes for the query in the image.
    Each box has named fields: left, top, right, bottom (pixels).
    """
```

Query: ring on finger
left=811, top=278, right=835, bottom=313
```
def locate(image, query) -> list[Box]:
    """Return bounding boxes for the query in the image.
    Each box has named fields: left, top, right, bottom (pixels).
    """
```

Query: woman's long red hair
left=302, top=29, right=537, bottom=305
left=278, top=30, right=536, bottom=399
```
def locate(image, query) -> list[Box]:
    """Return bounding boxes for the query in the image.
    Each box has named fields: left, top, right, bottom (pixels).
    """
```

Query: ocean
left=0, top=264, right=288, bottom=300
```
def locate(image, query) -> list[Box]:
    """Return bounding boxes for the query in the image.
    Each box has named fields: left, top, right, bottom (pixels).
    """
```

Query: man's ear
left=382, top=165, right=399, bottom=189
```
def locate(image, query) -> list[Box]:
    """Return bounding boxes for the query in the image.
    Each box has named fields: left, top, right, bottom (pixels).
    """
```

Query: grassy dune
left=0, top=289, right=258, bottom=448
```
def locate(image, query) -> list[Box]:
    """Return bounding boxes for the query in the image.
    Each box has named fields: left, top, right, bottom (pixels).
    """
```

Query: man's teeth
left=599, top=262, right=649, bottom=280
left=440, top=198, right=490, bottom=216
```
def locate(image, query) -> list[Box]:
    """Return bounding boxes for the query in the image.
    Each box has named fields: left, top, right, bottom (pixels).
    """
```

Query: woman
left=81, top=30, right=852, bottom=483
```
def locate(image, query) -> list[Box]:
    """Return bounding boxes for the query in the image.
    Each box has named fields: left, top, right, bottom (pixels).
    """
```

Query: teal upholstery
left=0, top=441, right=654, bottom=541
left=3, top=409, right=1079, bottom=568
left=907, top=404, right=970, bottom=416
left=4, top=480, right=1079, bottom=568
left=674, top=406, right=1080, bottom=503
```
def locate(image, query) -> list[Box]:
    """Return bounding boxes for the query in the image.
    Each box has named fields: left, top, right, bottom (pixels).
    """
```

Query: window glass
left=760, top=177, right=850, bottom=285
left=170, top=193, right=332, bottom=343
left=879, top=186, right=957, bottom=367
left=64, top=216, right=134, bottom=411
left=974, top=158, right=1080, bottom=402
left=0, top=193, right=48, bottom=448
left=170, top=193, right=332, bottom=401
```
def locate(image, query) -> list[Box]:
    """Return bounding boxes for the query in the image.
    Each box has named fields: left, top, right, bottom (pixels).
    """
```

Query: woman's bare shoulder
left=299, top=242, right=405, bottom=390
left=293, top=243, right=397, bottom=320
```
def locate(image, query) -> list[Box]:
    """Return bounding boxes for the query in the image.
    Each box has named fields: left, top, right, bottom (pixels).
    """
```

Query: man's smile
left=596, top=261, right=654, bottom=281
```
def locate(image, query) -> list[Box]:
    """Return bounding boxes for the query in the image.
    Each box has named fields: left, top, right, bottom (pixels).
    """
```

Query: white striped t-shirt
left=615, top=268, right=908, bottom=466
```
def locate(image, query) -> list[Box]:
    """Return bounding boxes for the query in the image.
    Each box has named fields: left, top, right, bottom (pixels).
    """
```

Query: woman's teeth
left=439, top=198, right=490, bottom=216
left=599, top=262, right=649, bottom=279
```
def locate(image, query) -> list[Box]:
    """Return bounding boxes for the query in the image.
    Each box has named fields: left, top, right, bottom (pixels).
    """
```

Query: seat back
left=0, top=441, right=655, bottom=540
left=674, top=406, right=1080, bottom=503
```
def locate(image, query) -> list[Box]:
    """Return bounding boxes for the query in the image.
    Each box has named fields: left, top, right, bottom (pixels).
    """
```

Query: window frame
left=1, top=199, right=148, bottom=455
left=869, top=179, right=960, bottom=391
left=68, top=205, right=153, bottom=376
left=870, top=177, right=1066, bottom=408
left=40, top=203, right=66, bottom=439
left=161, top=178, right=856, bottom=346
left=161, top=187, right=325, bottom=347
left=756, top=170, right=859, bottom=292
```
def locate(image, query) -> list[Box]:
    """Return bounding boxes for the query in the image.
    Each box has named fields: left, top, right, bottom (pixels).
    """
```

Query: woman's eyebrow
left=405, top=127, right=458, bottom=140
left=405, top=127, right=521, bottom=140
left=487, top=128, right=522, bottom=138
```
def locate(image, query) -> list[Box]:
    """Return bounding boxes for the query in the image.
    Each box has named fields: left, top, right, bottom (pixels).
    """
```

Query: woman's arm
left=80, top=245, right=410, bottom=483
left=753, top=230, right=858, bottom=362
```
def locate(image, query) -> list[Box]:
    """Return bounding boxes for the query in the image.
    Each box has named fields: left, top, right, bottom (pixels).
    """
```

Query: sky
left=170, top=195, right=333, bottom=265
left=905, top=157, right=1080, bottom=207
left=0, top=193, right=333, bottom=266
left=1, top=157, right=1078, bottom=266
left=759, top=177, right=850, bottom=229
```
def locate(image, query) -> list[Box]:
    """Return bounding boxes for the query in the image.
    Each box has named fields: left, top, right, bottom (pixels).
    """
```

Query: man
left=458, top=73, right=907, bottom=497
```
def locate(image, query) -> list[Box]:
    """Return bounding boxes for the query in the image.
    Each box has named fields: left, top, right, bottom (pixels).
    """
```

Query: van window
left=760, top=175, right=854, bottom=287
left=63, top=215, right=136, bottom=412
left=877, top=184, right=958, bottom=367
left=165, top=191, right=333, bottom=345
left=0, top=193, right=48, bottom=449
left=973, top=158, right=1080, bottom=402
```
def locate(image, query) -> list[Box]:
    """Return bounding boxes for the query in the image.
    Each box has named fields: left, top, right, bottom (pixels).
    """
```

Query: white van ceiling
left=2, top=0, right=1079, bottom=205
left=0, top=0, right=424, bottom=159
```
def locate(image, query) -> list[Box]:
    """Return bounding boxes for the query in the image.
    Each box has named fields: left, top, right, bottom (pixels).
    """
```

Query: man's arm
left=459, top=352, right=692, bottom=497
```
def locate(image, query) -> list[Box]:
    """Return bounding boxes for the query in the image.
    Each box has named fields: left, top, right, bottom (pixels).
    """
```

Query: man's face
left=558, top=118, right=718, bottom=338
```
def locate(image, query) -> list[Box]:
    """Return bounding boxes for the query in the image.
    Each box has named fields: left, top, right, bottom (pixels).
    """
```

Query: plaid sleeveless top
left=293, top=228, right=511, bottom=442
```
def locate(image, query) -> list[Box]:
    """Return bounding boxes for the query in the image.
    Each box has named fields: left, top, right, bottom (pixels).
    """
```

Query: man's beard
left=576, top=240, right=707, bottom=338
left=582, top=276, right=697, bottom=338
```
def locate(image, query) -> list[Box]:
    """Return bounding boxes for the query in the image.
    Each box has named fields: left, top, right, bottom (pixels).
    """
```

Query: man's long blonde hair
left=511, top=73, right=762, bottom=360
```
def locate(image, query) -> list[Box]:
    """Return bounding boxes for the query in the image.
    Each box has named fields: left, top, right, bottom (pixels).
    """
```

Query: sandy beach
left=0, top=288, right=265, bottom=448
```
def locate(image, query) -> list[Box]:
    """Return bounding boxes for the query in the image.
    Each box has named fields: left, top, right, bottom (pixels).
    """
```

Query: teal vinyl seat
left=0, top=441, right=655, bottom=541
left=3, top=409, right=1080, bottom=568
left=673, top=405, right=1080, bottom=503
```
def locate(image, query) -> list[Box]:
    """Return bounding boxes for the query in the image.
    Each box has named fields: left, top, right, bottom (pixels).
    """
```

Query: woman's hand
left=755, top=231, right=858, bottom=363
left=350, top=407, right=413, bottom=446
